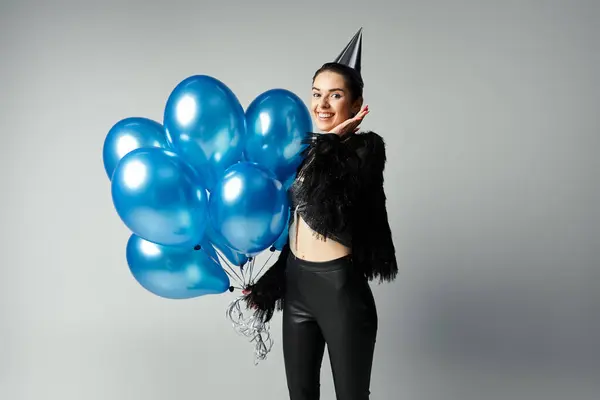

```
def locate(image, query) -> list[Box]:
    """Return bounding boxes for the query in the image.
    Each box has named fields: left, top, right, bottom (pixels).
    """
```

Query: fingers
left=328, top=119, right=352, bottom=134
left=351, top=105, right=369, bottom=133
left=355, top=104, right=369, bottom=120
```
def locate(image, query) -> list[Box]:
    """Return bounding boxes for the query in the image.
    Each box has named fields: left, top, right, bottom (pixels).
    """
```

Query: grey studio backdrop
left=1, top=1, right=599, bottom=399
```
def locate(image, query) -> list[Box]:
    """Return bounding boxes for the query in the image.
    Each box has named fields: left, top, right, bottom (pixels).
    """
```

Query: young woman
left=244, top=30, right=397, bottom=400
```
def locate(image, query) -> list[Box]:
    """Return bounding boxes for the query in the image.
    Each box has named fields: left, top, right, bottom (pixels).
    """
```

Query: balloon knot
left=194, top=244, right=201, bottom=250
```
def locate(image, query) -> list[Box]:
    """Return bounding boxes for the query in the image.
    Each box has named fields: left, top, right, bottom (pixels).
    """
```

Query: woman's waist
left=289, top=217, right=352, bottom=262
left=287, top=247, right=353, bottom=272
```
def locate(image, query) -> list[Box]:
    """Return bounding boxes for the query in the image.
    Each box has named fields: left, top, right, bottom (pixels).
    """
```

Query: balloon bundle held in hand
left=102, top=75, right=312, bottom=362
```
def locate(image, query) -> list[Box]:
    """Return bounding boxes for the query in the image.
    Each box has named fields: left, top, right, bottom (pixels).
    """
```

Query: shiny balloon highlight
left=244, top=88, right=312, bottom=184
left=164, top=75, right=246, bottom=192
left=111, top=147, right=209, bottom=248
left=102, top=117, right=169, bottom=179
left=209, top=162, right=289, bottom=256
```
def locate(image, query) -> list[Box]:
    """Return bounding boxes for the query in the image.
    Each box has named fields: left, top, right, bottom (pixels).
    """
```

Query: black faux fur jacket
left=244, top=130, right=397, bottom=322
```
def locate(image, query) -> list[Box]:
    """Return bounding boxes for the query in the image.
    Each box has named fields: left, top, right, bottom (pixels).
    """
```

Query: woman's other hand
left=242, top=288, right=258, bottom=309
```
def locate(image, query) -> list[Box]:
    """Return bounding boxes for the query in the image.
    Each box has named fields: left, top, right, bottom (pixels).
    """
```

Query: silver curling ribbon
left=225, top=296, right=274, bottom=365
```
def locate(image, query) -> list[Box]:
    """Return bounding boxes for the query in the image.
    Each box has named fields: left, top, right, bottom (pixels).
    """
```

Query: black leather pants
left=282, top=251, right=378, bottom=400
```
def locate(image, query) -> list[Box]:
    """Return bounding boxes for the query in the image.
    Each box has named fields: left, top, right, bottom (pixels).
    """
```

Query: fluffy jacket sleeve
left=242, top=242, right=289, bottom=323
left=351, top=131, right=399, bottom=283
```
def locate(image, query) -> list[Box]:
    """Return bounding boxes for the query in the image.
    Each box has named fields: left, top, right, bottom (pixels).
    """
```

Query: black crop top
left=287, top=171, right=353, bottom=248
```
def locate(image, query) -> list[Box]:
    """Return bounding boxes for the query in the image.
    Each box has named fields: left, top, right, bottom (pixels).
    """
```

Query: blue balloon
left=205, top=222, right=249, bottom=267
left=163, top=75, right=246, bottom=192
left=209, top=162, right=288, bottom=256
left=102, top=117, right=169, bottom=180
left=272, top=173, right=295, bottom=250
left=111, top=147, right=209, bottom=248
left=283, top=171, right=297, bottom=191
left=273, top=207, right=290, bottom=251
left=244, top=89, right=312, bottom=183
left=126, top=234, right=230, bottom=299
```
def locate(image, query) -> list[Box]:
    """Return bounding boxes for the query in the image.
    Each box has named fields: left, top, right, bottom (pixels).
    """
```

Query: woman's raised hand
left=328, top=105, right=369, bottom=136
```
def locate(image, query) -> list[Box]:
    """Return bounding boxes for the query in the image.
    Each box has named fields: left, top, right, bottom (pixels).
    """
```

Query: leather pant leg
left=282, top=252, right=326, bottom=400
left=283, top=252, right=378, bottom=400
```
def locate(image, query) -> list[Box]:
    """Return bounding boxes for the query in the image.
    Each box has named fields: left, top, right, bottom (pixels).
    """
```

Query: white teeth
left=318, top=113, right=333, bottom=118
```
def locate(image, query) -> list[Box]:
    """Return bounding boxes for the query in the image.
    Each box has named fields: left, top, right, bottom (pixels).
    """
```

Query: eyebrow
left=312, top=87, right=345, bottom=92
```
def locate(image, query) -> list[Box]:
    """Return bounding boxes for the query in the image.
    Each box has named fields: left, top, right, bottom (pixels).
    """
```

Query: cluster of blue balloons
left=103, top=75, right=312, bottom=299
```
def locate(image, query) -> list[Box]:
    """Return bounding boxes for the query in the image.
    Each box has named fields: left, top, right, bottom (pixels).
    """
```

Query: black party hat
left=333, top=27, right=363, bottom=73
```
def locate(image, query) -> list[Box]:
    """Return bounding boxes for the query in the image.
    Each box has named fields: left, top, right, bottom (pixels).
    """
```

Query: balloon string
left=211, top=248, right=244, bottom=287
left=225, top=295, right=274, bottom=365
left=249, top=256, right=255, bottom=281
left=250, top=250, right=276, bottom=285
left=242, top=262, right=248, bottom=287
left=224, top=249, right=283, bottom=364
left=197, top=246, right=221, bottom=268
left=243, top=257, right=256, bottom=287
left=222, top=269, right=242, bottom=287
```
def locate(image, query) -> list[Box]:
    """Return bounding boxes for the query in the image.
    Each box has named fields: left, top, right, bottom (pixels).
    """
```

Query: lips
left=317, top=112, right=334, bottom=119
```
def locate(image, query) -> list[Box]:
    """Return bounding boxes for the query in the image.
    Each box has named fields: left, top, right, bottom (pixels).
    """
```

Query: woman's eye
left=312, top=93, right=320, bottom=97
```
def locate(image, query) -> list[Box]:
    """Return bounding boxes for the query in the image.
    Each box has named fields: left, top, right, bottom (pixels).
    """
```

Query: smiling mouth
left=317, top=112, right=334, bottom=120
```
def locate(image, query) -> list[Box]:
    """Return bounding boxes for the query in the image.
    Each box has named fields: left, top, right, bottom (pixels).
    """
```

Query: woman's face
left=311, top=71, right=361, bottom=133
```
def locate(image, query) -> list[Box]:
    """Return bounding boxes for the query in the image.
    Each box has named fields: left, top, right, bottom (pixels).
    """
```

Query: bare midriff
left=289, top=204, right=352, bottom=262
